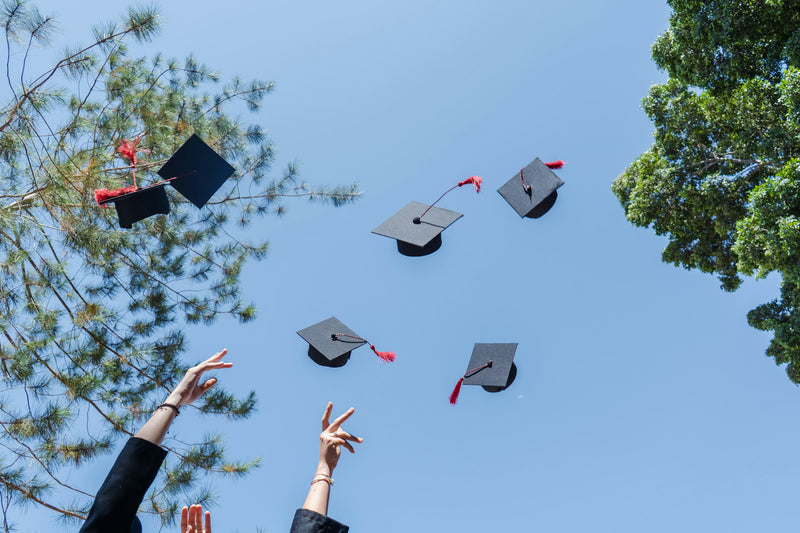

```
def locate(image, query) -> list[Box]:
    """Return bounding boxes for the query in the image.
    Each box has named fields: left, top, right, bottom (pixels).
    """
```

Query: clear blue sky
left=19, top=1, right=800, bottom=532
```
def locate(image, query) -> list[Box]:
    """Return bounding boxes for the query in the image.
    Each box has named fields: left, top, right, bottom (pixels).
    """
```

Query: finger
left=342, top=440, right=356, bottom=453
left=197, top=360, right=233, bottom=373
left=328, top=407, right=355, bottom=432
left=181, top=506, right=189, bottom=533
left=207, top=348, right=227, bottom=363
left=200, top=377, right=217, bottom=392
left=191, top=505, right=202, bottom=531
left=205, top=510, right=212, bottom=533
left=321, top=402, right=332, bottom=431
left=196, top=505, right=205, bottom=532
left=327, top=437, right=347, bottom=448
left=192, top=349, right=230, bottom=371
left=339, top=431, right=363, bottom=443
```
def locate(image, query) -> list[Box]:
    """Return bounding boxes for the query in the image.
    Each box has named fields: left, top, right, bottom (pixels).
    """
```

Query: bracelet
left=156, top=403, right=180, bottom=416
left=311, top=474, right=333, bottom=486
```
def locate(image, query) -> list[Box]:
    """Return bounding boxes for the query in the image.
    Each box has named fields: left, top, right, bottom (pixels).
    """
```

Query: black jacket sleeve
left=289, top=509, right=350, bottom=533
left=79, top=437, right=167, bottom=533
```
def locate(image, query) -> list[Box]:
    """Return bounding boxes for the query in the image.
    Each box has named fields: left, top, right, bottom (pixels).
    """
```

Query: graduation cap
left=449, top=343, right=518, bottom=404
left=157, top=134, right=235, bottom=208
left=95, top=184, right=170, bottom=229
left=372, top=176, right=482, bottom=256
left=297, top=316, right=396, bottom=368
left=93, top=134, right=234, bottom=228
left=497, top=158, right=564, bottom=218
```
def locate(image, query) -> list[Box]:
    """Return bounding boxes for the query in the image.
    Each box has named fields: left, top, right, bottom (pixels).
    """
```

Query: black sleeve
left=289, top=508, right=350, bottom=533
left=79, top=437, right=168, bottom=533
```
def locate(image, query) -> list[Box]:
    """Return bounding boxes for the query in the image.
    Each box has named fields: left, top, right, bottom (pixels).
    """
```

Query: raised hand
left=318, top=402, right=362, bottom=474
left=180, top=504, right=211, bottom=533
left=166, top=349, right=232, bottom=407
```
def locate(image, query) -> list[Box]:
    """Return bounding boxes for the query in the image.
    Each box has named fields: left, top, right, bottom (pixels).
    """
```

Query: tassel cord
left=415, top=183, right=459, bottom=223
left=331, top=333, right=395, bottom=362
left=464, top=360, right=493, bottom=379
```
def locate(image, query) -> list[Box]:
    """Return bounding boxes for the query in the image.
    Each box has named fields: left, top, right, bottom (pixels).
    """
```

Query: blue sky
left=18, top=1, right=800, bottom=532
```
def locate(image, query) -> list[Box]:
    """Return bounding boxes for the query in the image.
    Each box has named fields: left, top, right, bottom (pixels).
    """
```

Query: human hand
left=180, top=504, right=211, bottom=533
left=166, top=349, right=232, bottom=408
left=317, top=402, right=363, bottom=475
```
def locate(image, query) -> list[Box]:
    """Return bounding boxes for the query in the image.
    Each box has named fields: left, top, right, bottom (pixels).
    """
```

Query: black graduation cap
left=372, top=175, right=481, bottom=256
left=157, top=134, right=235, bottom=208
left=95, top=184, right=170, bottom=229
left=497, top=158, right=564, bottom=218
left=372, top=201, right=463, bottom=256
left=449, top=343, right=518, bottom=404
left=297, top=316, right=396, bottom=367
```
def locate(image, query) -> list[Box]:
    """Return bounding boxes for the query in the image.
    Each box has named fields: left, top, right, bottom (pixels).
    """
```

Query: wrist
left=165, top=393, right=183, bottom=407
left=155, top=403, right=180, bottom=417
left=316, top=462, right=333, bottom=477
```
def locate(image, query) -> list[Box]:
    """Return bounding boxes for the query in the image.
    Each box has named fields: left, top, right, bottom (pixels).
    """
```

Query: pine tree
left=0, top=1, right=359, bottom=528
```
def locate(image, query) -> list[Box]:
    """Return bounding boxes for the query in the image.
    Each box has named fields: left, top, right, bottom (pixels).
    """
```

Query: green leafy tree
left=0, top=1, right=358, bottom=529
left=613, top=0, right=800, bottom=382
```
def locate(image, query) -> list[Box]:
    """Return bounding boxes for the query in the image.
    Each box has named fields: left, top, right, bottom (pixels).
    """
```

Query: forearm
left=302, top=462, right=332, bottom=516
left=134, top=392, right=182, bottom=446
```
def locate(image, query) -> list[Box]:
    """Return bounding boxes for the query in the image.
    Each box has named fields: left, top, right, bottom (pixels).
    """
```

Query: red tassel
left=370, top=345, right=396, bottom=363
left=117, top=137, right=144, bottom=166
left=545, top=160, right=564, bottom=169
left=457, top=175, right=482, bottom=193
left=94, top=186, right=138, bottom=206
left=449, top=377, right=464, bottom=405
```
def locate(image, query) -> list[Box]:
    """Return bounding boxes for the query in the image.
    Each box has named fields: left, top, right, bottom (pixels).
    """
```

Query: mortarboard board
left=450, top=343, right=518, bottom=404
left=297, top=316, right=396, bottom=367
left=157, top=134, right=235, bottom=208
left=497, top=158, right=564, bottom=218
left=95, top=184, right=170, bottom=229
left=372, top=175, right=481, bottom=256
left=372, top=201, right=463, bottom=256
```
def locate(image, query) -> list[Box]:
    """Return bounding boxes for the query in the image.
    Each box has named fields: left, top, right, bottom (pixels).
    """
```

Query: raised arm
left=302, top=403, right=361, bottom=515
left=80, top=349, right=232, bottom=533
left=290, top=402, right=362, bottom=533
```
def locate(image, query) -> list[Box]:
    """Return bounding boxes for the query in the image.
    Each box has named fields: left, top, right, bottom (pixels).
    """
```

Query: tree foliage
left=0, top=1, right=359, bottom=529
left=613, top=0, right=800, bottom=382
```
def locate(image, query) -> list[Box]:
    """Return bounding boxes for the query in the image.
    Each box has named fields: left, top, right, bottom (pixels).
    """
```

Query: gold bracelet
left=311, top=475, right=333, bottom=486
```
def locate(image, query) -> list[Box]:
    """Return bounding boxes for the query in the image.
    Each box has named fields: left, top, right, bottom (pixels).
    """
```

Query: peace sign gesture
left=318, top=402, right=363, bottom=474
